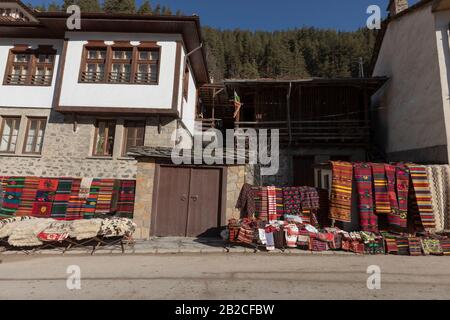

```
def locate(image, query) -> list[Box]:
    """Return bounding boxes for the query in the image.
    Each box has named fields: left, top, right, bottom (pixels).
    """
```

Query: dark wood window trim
left=93, top=119, right=116, bottom=157
left=122, top=120, right=145, bottom=156
left=3, top=45, right=56, bottom=86
left=0, top=116, right=21, bottom=154
left=23, top=117, right=47, bottom=155
left=79, top=41, right=161, bottom=85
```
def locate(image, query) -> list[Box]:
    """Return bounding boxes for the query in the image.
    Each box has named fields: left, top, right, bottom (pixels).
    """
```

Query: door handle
left=190, top=195, right=199, bottom=202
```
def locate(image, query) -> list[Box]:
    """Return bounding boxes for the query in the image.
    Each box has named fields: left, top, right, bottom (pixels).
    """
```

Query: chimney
left=388, top=0, right=409, bottom=16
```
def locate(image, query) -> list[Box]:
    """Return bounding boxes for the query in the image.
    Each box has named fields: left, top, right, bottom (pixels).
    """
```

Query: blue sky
left=29, top=0, right=420, bottom=31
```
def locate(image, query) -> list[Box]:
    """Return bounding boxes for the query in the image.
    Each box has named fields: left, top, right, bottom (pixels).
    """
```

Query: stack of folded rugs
left=0, top=217, right=136, bottom=248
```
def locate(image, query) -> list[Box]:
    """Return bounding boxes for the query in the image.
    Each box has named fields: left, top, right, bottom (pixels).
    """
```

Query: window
left=80, top=48, right=106, bottom=83
left=23, top=118, right=46, bottom=154
left=0, top=117, right=20, bottom=153
left=4, top=46, right=56, bottom=86
left=123, top=121, right=145, bottom=155
left=183, top=64, right=190, bottom=100
left=93, top=120, right=116, bottom=157
left=79, top=42, right=160, bottom=85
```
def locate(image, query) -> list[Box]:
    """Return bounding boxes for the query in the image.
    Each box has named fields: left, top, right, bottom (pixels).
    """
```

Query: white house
left=372, top=0, right=450, bottom=164
left=0, top=0, right=208, bottom=179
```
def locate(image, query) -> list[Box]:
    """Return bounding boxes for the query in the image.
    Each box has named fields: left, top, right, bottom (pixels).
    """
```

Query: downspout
left=179, top=43, right=203, bottom=131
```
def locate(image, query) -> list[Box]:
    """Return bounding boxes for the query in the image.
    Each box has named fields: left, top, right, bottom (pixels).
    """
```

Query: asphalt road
left=0, top=254, right=449, bottom=300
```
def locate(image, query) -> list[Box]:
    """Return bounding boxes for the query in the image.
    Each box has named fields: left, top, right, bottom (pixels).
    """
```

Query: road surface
left=0, top=253, right=449, bottom=300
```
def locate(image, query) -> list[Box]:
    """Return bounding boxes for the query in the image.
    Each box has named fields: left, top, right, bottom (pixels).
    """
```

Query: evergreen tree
left=137, top=0, right=152, bottom=14
left=103, top=0, right=136, bottom=13
left=63, top=0, right=102, bottom=12
left=47, top=1, right=62, bottom=11
left=153, top=4, right=161, bottom=15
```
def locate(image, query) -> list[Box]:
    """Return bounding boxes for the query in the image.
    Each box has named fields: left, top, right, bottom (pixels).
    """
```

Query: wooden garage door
left=153, top=166, right=222, bottom=237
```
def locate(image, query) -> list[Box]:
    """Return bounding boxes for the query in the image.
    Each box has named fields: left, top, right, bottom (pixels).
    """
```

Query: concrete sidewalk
left=0, top=237, right=355, bottom=256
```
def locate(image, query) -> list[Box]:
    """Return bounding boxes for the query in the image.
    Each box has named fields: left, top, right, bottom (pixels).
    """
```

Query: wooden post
left=286, top=82, right=293, bottom=145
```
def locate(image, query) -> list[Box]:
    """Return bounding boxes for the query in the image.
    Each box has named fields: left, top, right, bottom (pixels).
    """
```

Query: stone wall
left=0, top=108, right=178, bottom=179
left=225, top=165, right=246, bottom=221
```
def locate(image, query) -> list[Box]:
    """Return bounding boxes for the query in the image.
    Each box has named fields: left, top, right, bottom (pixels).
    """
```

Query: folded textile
left=421, top=239, right=443, bottom=256
left=69, top=219, right=102, bottom=240
left=116, top=180, right=136, bottom=218
left=38, top=221, right=72, bottom=242
left=0, top=216, right=36, bottom=238
left=284, top=224, right=299, bottom=248
left=8, top=218, right=54, bottom=247
left=99, top=218, right=136, bottom=238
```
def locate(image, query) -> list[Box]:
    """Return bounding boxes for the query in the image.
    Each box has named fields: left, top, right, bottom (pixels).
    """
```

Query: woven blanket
left=236, top=183, right=256, bottom=218
left=395, top=165, right=410, bottom=229
left=0, top=177, right=25, bottom=217
left=51, top=178, right=73, bottom=219
left=396, top=237, right=409, bottom=256
left=254, top=187, right=268, bottom=221
left=421, top=239, right=443, bottom=256
left=371, top=163, right=391, bottom=215
left=427, top=166, right=446, bottom=232
left=275, top=188, right=284, bottom=220
left=15, top=177, right=39, bottom=217
left=83, top=179, right=101, bottom=219
left=67, top=179, right=83, bottom=221
left=408, top=237, right=423, bottom=256
left=443, top=166, right=450, bottom=230
left=299, top=187, right=320, bottom=210
left=69, top=219, right=102, bottom=240
left=329, top=161, right=353, bottom=223
left=283, top=187, right=302, bottom=216
left=267, top=186, right=277, bottom=222
left=440, top=239, right=450, bottom=256
left=95, top=179, right=116, bottom=215
left=99, top=217, right=136, bottom=238
left=38, top=220, right=71, bottom=242
left=116, top=180, right=136, bottom=218
left=408, top=165, right=436, bottom=232
left=354, top=163, right=378, bottom=232
left=8, top=218, right=54, bottom=247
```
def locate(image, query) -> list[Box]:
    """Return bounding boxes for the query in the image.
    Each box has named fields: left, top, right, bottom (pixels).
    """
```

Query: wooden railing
left=196, top=118, right=223, bottom=132
left=235, top=120, right=370, bottom=145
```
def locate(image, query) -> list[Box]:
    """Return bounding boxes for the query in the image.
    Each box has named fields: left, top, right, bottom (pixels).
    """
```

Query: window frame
left=0, top=116, right=21, bottom=154
left=3, top=45, right=56, bottom=87
left=92, top=119, right=117, bottom=157
left=122, top=120, right=146, bottom=156
left=22, top=117, right=47, bottom=155
left=79, top=41, right=161, bottom=85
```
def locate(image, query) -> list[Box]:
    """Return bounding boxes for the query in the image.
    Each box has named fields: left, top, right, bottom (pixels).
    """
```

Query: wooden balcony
left=235, top=120, right=370, bottom=146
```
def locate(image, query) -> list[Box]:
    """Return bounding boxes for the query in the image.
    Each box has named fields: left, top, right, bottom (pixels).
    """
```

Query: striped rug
left=408, top=165, right=436, bottom=232
left=83, top=179, right=101, bottom=219
left=116, top=180, right=136, bottom=218
left=95, top=179, right=116, bottom=215
left=51, top=178, right=72, bottom=219
left=354, top=163, right=378, bottom=232
left=267, top=186, right=277, bottom=222
left=385, top=164, right=402, bottom=229
left=67, top=179, right=84, bottom=220
left=329, top=161, right=353, bottom=223
left=372, top=163, right=391, bottom=215
left=15, top=177, right=39, bottom=217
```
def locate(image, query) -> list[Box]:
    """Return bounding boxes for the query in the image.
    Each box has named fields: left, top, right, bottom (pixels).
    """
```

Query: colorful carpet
left=51, top=178, right=73, bottom=219
left=372, top=163, right=391, bottom=215
left=0, top=177, right=25, bottom=217
left=395, top=165, right=410, bottom=229
left=15, top=177, right=39, bottom=217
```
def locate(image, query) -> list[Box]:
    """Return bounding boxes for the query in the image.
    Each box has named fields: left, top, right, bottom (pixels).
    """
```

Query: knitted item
left=330, top=161, right=353, bottom=223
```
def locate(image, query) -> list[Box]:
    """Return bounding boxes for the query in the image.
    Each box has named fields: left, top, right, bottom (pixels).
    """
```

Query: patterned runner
left=408, top=165, right=435, bottom=232
left=395, top=165, right=410, bottom=229
left=354, top=163, right=378, bottom=232
left=330, top=161, right=353, bottom=223
left=372, top=163, right=391, bottom=215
